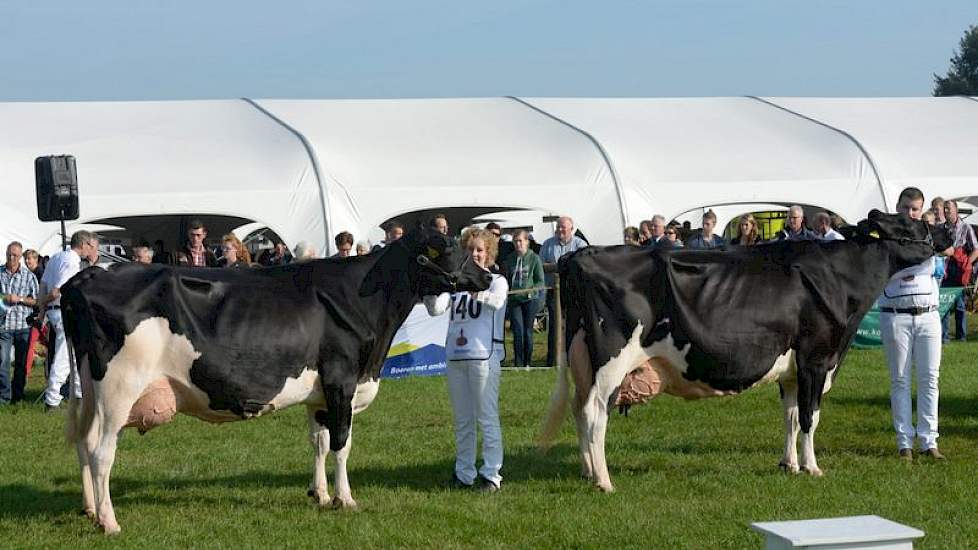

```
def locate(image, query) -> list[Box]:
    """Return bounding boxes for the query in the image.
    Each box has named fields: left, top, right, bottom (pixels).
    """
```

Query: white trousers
left=44, top=310, right=81, bottom=407
left=880, top=310, right=941, bottom=451
left=446, top=356, right=503, bottom=486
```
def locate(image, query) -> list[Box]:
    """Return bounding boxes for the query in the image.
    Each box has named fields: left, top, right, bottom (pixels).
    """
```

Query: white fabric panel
left=0, top=100, right=323, bottom=254
left=525, top=97, right=886, bottom=225
left=256, top=98, right=623, bottom=246
left=768, top=97, right=978, bottom=208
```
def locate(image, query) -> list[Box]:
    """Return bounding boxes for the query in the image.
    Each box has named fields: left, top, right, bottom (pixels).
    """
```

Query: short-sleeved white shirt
left=40, top=249, right=82, bottom=307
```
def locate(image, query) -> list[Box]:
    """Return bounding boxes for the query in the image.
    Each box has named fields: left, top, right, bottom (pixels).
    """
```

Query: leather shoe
left=921, top=448, right=946, bottom=460
left=898, top=448, right=913, bottom=461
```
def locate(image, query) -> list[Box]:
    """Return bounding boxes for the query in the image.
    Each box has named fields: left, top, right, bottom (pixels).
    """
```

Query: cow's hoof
left=580, top=469, right=594, bottom=480
left=802, top=466, right=823, bottom=477
left=331, top=495, right=358, bottom=510
left=308, top=487, right=330, bottom=507
left=98, top=520, right=121, bottom=536
left=80, top=508, right=96, bottom=520
left=594, top=482, right=615, bottom=493
left=779, top=461, right=800, bottom=474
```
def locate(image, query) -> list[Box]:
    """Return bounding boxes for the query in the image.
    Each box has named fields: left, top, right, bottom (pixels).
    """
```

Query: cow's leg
left=778, top=379, right=801, bottom=474
left=88, top=390, right=139, bottom=535
left=798, top=365, right=836, bottom=476
left=568, top=331, right=595, bottom=479
left=330, top=425, right=357, bottom=510
left=796, top=360, right=831, bottom=477
left=306, top=406, right=331, bottom=507
left=800, top=408, right=822, bottom=476
left=584, top=327, right=645, bottom=492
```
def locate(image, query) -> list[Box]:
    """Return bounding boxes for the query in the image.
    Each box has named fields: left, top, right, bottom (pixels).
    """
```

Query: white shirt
left=878, top=257, right=938, bottom=309
left=818, top=228, right=845, bottom=241
left=40, top=249, right=82, bottom=307
left=424, top=273, right=508, bottom=361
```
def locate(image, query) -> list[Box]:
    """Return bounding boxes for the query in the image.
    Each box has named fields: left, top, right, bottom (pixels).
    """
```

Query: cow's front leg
left=330, top=425, right=357, bottom=510
left=778, top=380, right=801, bottom=474
left=796, top=359, right=830, bottom=477
left=306, top=406, right=331, bottom=506
left=799, top=408, right=822, bottom=476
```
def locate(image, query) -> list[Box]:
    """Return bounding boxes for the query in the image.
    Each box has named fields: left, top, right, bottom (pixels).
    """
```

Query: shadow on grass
left=10, top=444, right=582, bottom=518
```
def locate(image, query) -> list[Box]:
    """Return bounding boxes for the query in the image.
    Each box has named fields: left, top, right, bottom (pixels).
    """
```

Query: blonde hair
left=459, top=228, right=499, bottom=265
left=737, top=214, right=760, bottom=245
left=221, top=234, right=252, bottom=264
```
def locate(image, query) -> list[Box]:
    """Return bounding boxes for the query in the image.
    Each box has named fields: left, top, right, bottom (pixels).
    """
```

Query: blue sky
left=0, top=1, right=975, bottom=101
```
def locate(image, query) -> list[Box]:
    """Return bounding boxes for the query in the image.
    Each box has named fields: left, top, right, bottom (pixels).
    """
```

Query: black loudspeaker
left=35, top=155, right=79, bottom=221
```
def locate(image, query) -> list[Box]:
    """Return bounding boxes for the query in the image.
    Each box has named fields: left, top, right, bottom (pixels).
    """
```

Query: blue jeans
left=508, top=298, right=540, bottom=368
left=0, top=329, right=31, bottom=404
left=941, top=294, right=967, bottom=342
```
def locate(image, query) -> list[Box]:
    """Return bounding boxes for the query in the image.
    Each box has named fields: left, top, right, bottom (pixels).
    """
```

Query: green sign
left=853, top=287, right=964, bottom=348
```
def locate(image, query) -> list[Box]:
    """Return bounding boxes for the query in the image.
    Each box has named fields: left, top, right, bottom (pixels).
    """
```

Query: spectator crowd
left=2, top=205, right=975, bottom=413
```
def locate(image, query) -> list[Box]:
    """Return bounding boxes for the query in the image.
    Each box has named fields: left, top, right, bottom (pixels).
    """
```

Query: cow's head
left=406, top=225, right=492, bottom=295
left=853, top=210, right=938, bottom=273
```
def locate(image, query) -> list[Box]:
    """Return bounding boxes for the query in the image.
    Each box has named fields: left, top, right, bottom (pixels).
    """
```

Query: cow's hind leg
left=584, top=326, right=646, bottom=492
left=778, top=379, right=801, bottom=474
left=568, top=330, right=595, bottom=480
left=307, top=406, right=331, bottom=507
left=88, top=385, right=142, bottom=535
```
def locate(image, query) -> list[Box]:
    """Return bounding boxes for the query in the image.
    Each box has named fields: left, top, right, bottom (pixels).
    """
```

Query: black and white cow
left=540, top=210, right=944, bottom=492
left=61, top=226, right=490, bottom=534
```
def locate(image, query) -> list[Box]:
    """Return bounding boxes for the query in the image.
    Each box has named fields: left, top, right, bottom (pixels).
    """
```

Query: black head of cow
left=851, top=210, right=938, bottom=273
left=402, top=225, right=492, bottom=295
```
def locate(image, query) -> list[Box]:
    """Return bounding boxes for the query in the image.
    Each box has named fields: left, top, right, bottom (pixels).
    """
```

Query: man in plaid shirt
left=0, top=242, right=39, bottom=405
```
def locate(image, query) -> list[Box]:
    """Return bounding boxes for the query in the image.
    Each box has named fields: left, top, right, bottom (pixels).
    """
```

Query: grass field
left=2, top=339, right=978, bottom=548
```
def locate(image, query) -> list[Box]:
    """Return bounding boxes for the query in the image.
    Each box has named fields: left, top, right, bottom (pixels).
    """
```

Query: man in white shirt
left=813, top=212, right=845, bottom=242
left=38, top=230, right=100, bottom=411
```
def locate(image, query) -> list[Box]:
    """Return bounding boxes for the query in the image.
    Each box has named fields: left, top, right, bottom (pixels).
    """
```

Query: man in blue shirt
left=539, top=216, right=588, bottom=368
left=686, top=210, right=726, bottom=250
left=0, top=242, right=39, bottom=405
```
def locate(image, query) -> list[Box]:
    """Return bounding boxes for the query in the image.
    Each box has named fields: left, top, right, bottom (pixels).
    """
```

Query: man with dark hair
left=39, top=230, right=100, bottom=411
left=176, top=220, right=218, bottom=267
left=333, top=232, right=355, bottom=258
left=813, top=212, right=844, bottom=241
left=430, top=214, right=449, bottom=236
left=881, top=186, right=946, bottom=461
left=0, top=241, right=39, bottom=405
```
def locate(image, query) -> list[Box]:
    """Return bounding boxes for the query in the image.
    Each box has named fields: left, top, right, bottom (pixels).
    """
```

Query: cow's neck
left=356, top=243, right=424, bottom=376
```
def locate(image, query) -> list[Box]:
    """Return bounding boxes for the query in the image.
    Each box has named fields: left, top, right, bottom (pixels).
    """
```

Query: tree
left=934, top=25, right=978, bottom=96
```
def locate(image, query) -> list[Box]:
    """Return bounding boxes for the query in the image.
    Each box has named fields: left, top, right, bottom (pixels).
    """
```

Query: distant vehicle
left=98, top=243, right=128, bottom=258
left=93, top=250, right=129, bottom=269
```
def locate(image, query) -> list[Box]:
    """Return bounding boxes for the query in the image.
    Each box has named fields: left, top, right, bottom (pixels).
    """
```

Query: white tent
left=2, top=97, right=976, bottom=255
left=0, top=100, right=322, bottom=254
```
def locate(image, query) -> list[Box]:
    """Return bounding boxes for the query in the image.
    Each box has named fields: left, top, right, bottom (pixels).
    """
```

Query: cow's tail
left=539, top=252, right=584, bottom=451
left=538, top=362, right=570, bottom=452
left=62, top=283, right=97, bottom=451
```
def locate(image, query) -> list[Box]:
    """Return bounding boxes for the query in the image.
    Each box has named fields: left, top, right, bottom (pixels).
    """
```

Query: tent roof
left=255, top=98, right=623, bottom=246
left=0, top=100, right=322, bottom=253
left=2, top=97, right=977, bottom=253
left=764, top=97, right=978, bottom=208
left=524, top=97, right=886, bottom=224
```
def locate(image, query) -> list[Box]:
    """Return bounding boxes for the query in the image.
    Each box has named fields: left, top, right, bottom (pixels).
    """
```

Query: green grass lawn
left=2, top=342, right=977, bottom=548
